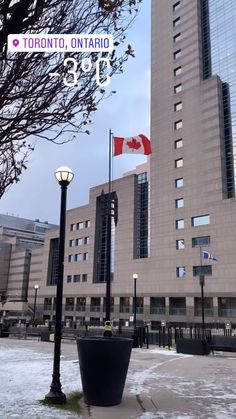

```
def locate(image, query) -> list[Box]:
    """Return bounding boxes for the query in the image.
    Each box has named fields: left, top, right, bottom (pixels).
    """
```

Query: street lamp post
left=32, top=284, right=39, bottom=326
left=45, top=166, right=74, bottom=405
left=133, top=273, right=138, bottom=331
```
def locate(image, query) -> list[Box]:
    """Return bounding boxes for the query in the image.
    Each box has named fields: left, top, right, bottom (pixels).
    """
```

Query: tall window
left=47, top=238, right=59, bottom=285
left=82, top=274, right=88, bottom=282
left=93, top=191, right=117, bottom=283
left=134, top=173, right=149, bottom=259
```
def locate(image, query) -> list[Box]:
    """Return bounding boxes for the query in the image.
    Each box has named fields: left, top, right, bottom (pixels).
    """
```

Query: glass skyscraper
left=202, top=0, right=236, bottom=195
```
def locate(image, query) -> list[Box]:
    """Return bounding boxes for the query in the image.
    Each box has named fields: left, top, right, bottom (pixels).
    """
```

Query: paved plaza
left=0, top=338, right=236, bottom=418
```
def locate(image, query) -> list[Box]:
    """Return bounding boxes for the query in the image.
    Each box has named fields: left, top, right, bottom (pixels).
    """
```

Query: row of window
left=67, top=274, right=88, bottom=283
left=68, top=252, right=88, bottom=262
left=69, top=237, right=90, bottom=247
left=70, top=220, right=90, bottom=231
left=176, top=215, right=210, bottom=230
left=177, top=265, right=212, bottom=278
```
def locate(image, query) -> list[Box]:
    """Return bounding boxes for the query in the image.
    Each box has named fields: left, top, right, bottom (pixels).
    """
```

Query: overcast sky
left=0, top=2, right=151, bottom=225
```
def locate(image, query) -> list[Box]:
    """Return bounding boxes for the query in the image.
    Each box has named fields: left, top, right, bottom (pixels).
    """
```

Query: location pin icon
left=12, top=39, right=19, bottom=47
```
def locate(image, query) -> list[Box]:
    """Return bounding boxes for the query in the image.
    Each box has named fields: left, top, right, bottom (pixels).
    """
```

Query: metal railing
left=169, top=308, right=186, bottom=316
left=218, top=309, right=236, bottom=318
left=136, top=307, right=144, bottom=314
left=119, top=307, right=130, bottom=313
left=90, top=305, right=101, bottom=313
left=75, top=305, right=85, bottom=312
left=65, top=305, right=74, bottom=312
left=150, top=307, right=165, bottom=315
left=43, top=305, right=52, bottom=311
left=194, top=309, right=214, bottom=317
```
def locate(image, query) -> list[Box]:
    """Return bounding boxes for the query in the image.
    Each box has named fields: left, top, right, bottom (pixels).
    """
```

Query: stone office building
left=28, top=0, right=236, bottom=327
left=0, top=214, right=57, bottom=320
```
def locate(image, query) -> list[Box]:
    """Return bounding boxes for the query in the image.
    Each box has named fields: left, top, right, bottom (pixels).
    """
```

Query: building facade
left=26, top=0, right=236, bottom=327
left=0, top=214, right=57, bottom=320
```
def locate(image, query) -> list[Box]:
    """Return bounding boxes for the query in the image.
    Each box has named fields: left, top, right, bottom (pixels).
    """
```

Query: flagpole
left=199, top=245, right=205, bottom=334
left=105, top=129, right=113, bottom=325
left=109, top=128, right=112, bottom=194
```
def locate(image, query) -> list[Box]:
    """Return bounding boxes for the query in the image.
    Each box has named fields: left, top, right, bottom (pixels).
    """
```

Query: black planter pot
left=176, top=338, right=210, bottom=355
left=77, top=336, right=133, bottom=406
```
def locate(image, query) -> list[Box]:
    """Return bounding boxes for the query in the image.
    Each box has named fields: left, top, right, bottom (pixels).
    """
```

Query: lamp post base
left=45, top=390, right=66, bottom=405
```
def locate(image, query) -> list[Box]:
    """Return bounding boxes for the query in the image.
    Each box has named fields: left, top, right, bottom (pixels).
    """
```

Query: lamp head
left=34, top=284, right=39, bottom=290
left=133, top=273, right=138, bottom=280
left=55, top=166, right=74, bottom=186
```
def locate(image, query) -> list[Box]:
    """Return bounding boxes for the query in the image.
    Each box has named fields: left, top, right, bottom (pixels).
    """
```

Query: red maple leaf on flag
left=126, top=138, right=141, bottom=150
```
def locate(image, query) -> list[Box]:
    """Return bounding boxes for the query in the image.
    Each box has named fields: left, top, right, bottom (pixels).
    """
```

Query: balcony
left=194, top=309, right=214, bottom=317
left=218, top=309, right=236, bottom=318
left=150, top=307, right=165, bottom=315
left=65, top=305, right=74, bottom=312
left=169, top=308, right=186, bottom=316
left=119, top=307, right=130, bottom=313
left=90, top=305, right=101, bottom=313
left=76, top=305, right=85, bottom=312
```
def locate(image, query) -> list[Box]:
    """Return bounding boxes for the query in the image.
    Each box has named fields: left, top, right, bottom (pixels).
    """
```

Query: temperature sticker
left=49, top=57, right=111, bottom=87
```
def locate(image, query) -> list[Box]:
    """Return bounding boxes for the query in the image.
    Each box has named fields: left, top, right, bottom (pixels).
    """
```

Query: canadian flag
left=113, top=134, right=151, bottom=156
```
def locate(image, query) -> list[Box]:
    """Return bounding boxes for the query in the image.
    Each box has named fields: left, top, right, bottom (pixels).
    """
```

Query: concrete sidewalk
left=1, top=339, right=236, bottom=418
left=81, top=347, right=236, bottom=419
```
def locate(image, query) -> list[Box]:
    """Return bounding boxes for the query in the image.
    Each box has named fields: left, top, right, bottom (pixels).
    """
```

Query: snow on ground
left=0, top=341, right=82, bottom=418
left=1, top=340, right=236, bottom=418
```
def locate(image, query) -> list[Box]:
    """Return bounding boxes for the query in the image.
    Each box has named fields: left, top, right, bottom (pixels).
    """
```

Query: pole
left=200, top=275, right=205, bottom=333
left=134, top=277, right=137, bottom=331
left=32, top=287, right=38, bottom=326
left=199, top=246, right=205, bottom=334
left=45, top=182, right=67, bottom=404
left=105, top=129, right=113, bottom=323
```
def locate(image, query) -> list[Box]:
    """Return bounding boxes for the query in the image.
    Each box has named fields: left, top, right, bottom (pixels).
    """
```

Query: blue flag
left=202, top=251, right=218, bottom=261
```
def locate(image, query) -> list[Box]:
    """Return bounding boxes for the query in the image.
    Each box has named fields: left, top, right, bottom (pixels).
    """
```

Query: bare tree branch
left=0, top=0, right=142, bottom=197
